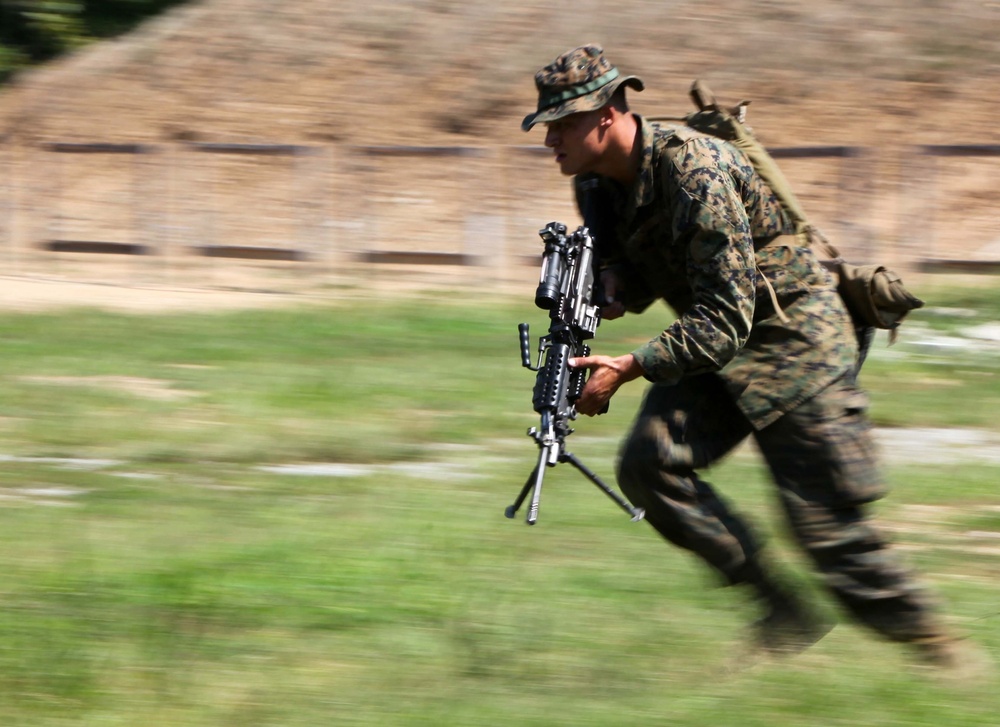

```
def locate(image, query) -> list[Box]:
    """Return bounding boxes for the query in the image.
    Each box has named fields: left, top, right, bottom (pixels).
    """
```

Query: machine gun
left=505, top=221, right=645, bottom=526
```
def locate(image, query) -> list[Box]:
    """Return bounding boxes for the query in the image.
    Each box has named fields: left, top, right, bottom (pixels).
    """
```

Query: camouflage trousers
left=617, top=372, right=943, bottom=643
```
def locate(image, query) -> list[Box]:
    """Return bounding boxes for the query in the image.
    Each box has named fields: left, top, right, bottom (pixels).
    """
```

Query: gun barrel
left=506, top=441, right=554, bottom=524
left=526, top=452, right=546, bottom=525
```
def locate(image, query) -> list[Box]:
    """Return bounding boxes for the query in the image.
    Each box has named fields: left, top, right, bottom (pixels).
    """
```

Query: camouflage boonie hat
left=521, top=44, right=644, bottom=132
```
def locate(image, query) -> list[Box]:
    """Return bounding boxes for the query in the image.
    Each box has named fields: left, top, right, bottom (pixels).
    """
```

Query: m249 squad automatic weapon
left=505, top=221, right=645, bottom=526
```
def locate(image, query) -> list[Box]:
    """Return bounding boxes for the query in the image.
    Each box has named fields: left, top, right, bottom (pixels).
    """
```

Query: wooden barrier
left=40, top=141, right=156, bottom=256
left=7, top=139, right=999, bottom=289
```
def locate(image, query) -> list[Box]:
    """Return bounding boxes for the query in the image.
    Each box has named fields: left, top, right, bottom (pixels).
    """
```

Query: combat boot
left=742, top=565, right=833, bottom=656
left=752, top=592, right=834, bottom=656
left=910, top=633, right=994, bottom=681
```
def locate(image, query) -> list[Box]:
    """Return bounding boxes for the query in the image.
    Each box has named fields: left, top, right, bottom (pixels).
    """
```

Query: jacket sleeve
left=630, top=161, right=757, bottom=383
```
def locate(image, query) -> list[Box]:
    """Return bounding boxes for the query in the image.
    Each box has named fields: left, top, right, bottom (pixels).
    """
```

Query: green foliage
left=0, top=294, right=996, bottom=724
left=0, top=0, right=190, bottom=83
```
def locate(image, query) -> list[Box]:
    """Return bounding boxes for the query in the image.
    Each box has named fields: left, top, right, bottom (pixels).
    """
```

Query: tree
left=0, top=0, right=189, bottom=84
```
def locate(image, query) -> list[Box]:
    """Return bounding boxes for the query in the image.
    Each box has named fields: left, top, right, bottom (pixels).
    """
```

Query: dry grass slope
left=0, top=0, right=998, bottom=306
left=0, top=0, right=998, bottom=149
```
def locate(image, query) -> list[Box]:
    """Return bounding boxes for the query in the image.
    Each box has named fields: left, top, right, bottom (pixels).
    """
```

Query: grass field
left=0, top=283, right=998, bottom=725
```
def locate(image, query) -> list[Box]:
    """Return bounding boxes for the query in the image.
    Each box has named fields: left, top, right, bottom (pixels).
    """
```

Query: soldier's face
left=544, top=110, right=604, bottom=176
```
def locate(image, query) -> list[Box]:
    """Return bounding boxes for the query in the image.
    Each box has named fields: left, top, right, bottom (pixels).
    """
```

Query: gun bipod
left=505, top=430, right=645, bottom=525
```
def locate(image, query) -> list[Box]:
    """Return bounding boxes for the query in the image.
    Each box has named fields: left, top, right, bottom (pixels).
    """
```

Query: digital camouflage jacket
left=575, top=116, right=858, bottom=429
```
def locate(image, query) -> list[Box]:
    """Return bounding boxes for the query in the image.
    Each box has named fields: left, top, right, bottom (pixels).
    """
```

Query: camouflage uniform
left=526, top=45, right=945, bottom=646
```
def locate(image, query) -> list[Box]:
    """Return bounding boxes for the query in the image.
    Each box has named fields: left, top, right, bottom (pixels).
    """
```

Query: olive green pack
left=651, top=80, right=923, bottom=341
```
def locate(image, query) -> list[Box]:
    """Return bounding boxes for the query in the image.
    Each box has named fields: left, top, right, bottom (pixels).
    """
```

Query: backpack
left=650, top=80, right=923, bottom=345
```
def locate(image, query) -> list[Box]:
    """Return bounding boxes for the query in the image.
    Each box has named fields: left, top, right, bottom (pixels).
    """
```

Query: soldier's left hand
left=599, top=269, right=626, bottom=320
left=568, top=353, right=645, bottom=416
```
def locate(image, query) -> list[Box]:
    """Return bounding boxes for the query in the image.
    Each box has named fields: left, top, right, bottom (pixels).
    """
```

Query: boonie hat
left=521, top=44, right=644, bottom=132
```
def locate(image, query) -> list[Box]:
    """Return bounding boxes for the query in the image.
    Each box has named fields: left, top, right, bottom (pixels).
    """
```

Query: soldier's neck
left=597, top=113, right=642, bottom=187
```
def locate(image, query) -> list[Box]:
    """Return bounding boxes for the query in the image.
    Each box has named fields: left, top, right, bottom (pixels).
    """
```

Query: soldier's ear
left=599, top=105, right=616, bottom=129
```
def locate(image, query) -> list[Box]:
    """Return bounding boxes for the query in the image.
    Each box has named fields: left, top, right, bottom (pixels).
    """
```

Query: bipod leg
left=505, top=445, right=550, bottom=525
left=505, top=467, right=537, bottom=520
left=561, top=451, right=645, bottom=522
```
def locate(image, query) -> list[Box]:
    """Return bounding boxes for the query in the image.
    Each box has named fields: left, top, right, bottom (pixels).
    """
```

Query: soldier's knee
left=617, top=428, right=659, bottom=488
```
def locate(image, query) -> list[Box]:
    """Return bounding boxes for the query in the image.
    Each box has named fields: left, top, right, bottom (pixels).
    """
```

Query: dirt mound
left=1, top=0, right=999, bottom=149
left=0, top=0, right=998, bottom=308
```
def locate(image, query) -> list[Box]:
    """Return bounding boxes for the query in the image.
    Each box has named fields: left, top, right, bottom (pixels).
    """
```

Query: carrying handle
left=689, top=79, right=751, bottom=122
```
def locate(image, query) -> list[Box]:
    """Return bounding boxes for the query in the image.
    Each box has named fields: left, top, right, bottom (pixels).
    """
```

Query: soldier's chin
left=555, top=154, right=576, bottom=176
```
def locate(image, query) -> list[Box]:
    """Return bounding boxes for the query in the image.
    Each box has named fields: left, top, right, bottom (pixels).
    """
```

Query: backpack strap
left=655, top=83, right=926, bottom=342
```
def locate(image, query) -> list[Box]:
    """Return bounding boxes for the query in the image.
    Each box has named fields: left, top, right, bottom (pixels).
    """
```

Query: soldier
left=521, top=44, right=971, bottom=668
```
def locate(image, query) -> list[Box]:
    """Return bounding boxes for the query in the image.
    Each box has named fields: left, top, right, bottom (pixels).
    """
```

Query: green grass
left=0, top=288, right=998, bottom=725
left=860, top=278, right=1000, bottom=429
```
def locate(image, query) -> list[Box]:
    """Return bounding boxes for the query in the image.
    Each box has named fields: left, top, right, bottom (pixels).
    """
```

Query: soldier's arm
left=630, top=151, right=757, bottom=383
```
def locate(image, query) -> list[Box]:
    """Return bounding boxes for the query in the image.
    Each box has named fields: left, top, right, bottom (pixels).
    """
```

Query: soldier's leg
left=754, top=378, right=947, bottom=643
left=616, top=374, right=760, bottom=582
left=618, top=374, right=832, bottom=654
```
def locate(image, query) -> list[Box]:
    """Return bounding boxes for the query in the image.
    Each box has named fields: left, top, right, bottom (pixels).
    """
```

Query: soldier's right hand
left=600, top=269, right=626, bottom=320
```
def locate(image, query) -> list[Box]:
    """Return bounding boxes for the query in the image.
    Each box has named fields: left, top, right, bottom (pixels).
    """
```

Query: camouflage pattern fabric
left=576, top=118, right=858, bottom=429
left=755, top=381, right=942, bottom=642
left=577, top=114, right=944, bottom=643
left=619, top=373, right=942, bottom=642
left=521, top=44, right=644, bottom=131
left=616, top=373, right=760, bottom=579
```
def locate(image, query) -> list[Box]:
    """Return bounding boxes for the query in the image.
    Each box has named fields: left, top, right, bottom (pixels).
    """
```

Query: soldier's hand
left=568, top=353, right=644, bottom=416
left=600, top=269, right=626, bottom=320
